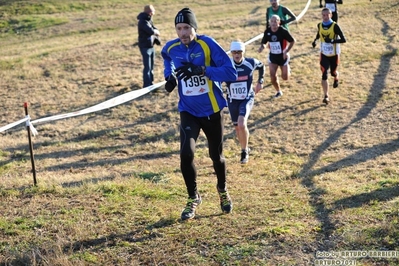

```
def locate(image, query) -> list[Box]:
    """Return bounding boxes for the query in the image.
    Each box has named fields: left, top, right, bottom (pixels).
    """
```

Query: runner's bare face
left=270, top=0, right=279, bottom=9
left=322, top=10, right=332, bottom=22
left=270, top=16, right=280, bottom=31
left=176, top=23, right=196, bottom=45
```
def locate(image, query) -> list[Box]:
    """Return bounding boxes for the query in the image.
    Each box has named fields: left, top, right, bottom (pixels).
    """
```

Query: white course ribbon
left=25, top=115, right=38, bottom=136
left=31, top=81, right=165, bottom=125
left=0, top=117, right=29, bottom=133
left=0, top=82, right=165, bottom=134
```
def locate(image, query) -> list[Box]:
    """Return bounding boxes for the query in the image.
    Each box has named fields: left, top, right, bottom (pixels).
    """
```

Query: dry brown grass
left=1, top=0, right=399, bottom=265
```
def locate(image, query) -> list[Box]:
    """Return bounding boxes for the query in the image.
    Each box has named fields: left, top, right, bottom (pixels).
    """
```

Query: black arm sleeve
left=257, top=63, right=265, bottom=80
left=314, top=23, right=321, bottom=41
left=282, top=7, right=297, bottom=25
left=261, top=29, right=268, bottom=44
left=334, top=24, right=346, bottom=43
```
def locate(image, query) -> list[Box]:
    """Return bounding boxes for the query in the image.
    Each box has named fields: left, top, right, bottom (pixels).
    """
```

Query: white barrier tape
left=0, top=117, right=29, bottom=133
left=0, top=82, right=165, bottom=133
left=25, top=115, right=38, bottom=136
left=31, top=81, right=165, bottom=125
left=296, top=0, right=312, bottom=22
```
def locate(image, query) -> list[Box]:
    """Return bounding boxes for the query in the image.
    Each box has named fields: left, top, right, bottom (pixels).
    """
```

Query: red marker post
left=24, top=102, right=37, bottom=186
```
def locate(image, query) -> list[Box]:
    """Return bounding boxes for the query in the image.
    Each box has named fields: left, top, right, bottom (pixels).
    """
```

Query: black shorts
left=320, top=54, right=339, bottom=79
left=227, top=97, right=254, bottom=125
left=268, top=53, right=289, bottom=66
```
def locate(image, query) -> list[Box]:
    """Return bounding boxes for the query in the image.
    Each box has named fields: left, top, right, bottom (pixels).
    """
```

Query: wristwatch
left=258, top=78, right=264, bottom=84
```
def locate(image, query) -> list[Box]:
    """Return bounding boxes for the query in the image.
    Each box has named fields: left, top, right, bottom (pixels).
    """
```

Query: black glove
left=165, top=74, right=177, bottom=93
left=153, top=36, right=161, bottom=46
left=312, top=40, right=316, bottom=48
left=319, top=4, right=323, bottom=8
left=324, top=37, right=334, bottom=43
left=175, top=62, right=204, bottom=81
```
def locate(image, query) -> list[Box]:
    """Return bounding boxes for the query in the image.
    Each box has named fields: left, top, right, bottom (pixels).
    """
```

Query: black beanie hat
left=175, top=8, right=198, bottom=30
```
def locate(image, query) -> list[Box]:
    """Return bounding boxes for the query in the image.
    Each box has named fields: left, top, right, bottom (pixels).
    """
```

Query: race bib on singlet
left=321, top=42, right=334, bottom=56
left=229, top=81, right=248, bottom=100
left=326, top=3, right=336, bottom=12
left=269, top=41, right=282, bottom=54
left=181, top=76, right=210, bottom=96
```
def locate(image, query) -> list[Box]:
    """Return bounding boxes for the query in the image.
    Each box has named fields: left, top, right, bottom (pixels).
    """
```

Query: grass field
left=1, top=0, right=399, bottom=265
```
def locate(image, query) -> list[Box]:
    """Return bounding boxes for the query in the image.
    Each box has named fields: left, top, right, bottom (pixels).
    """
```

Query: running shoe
left=217, top=187, right=233, bottom=214
left=181, top=194, right=202, bottom=221
left=274, top=91, right=283, bottom=98
left=240, top=149, right=249, bottom=164
left=322, top=96, right=330, bottom=105
left=333, top=79, right=339, bottom=88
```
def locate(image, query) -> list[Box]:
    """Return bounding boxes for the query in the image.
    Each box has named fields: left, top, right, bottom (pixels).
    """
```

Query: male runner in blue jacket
left=161, top=8, right=237, bottom=221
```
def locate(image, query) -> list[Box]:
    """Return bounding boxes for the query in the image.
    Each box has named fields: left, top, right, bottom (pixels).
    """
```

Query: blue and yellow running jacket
left=161, top=35, right=237, bottom=117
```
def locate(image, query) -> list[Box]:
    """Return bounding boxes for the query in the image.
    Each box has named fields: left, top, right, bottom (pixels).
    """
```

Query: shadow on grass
left=61, top=175, right=117, bottom=188
left=250, top=99, right=317, bottom=130
left=61, top=213, right=227, bottom=255
left=249, top=6, right=262, bottom=15
left=225, top=99, right=318, bottom=141
left=63, top=219, right=176, bottom=252
left=298, top=8, right=399, bottom=251
left=306, top=137, right=399, bottom=176
left=333, top=184, right=399, bottom=210
left=62, top=217, right=177, bottom=253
